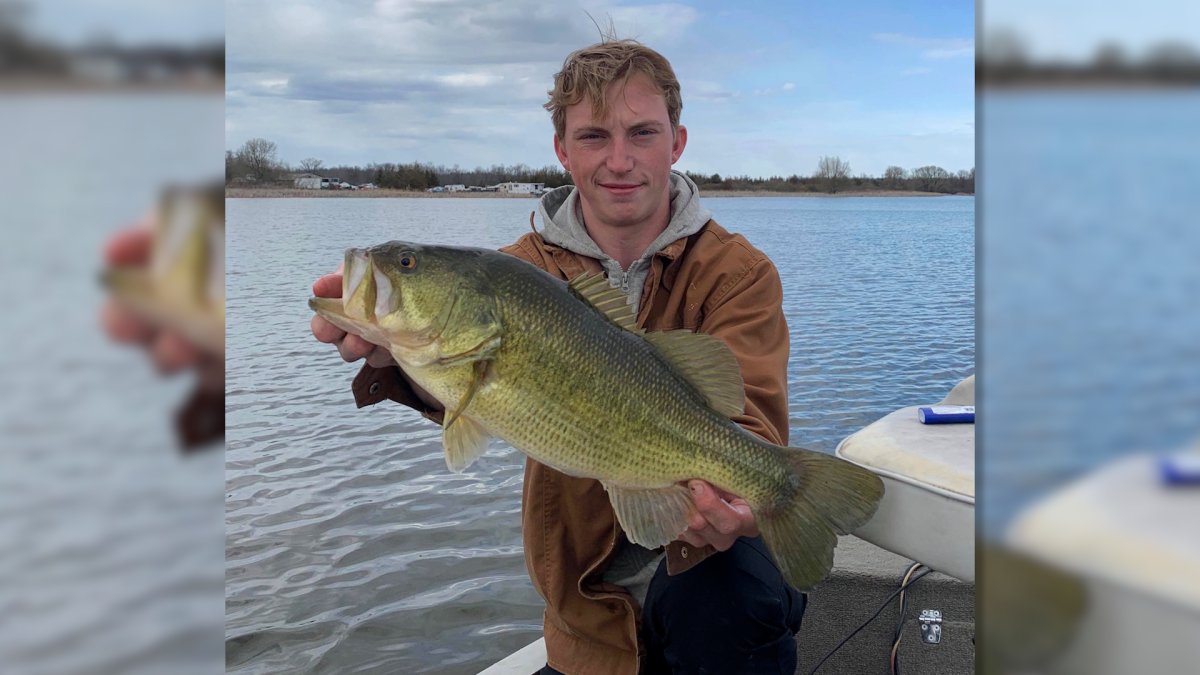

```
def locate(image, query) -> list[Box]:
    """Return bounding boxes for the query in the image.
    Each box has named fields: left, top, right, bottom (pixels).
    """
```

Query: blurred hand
left=101, top=219, right=221, bottom=389
left=309, top=267, right=396, bottom=368
left=678, top=480, right=760, bottom=551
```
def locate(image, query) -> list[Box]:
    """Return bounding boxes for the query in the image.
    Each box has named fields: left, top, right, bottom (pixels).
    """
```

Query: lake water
left=224, top=194, right=974, bottom=673
left=979, top=90, right=1200, bottom=534
left=1, top=94, right=225, bottom=675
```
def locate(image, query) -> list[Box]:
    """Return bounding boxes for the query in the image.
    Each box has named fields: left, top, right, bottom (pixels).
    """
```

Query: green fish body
left=311, top=242, right=883, bottom=590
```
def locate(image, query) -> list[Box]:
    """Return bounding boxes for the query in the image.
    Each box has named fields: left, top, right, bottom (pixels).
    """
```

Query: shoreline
left=225, top=187, right=964, bottom=199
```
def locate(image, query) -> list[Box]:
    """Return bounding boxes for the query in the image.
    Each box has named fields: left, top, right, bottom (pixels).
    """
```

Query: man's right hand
left=310, top=269, right=396, bottom=368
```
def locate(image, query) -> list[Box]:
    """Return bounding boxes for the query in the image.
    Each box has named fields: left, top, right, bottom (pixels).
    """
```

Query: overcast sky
left=226, top=0, right=975, bottom=178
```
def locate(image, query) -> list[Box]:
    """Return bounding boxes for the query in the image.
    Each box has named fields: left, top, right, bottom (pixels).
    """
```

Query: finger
left=365, top=347, right=395, bottom=368
left=338, top=333, right=380, bottom=362
left=312, top=272, right=344, bottom=298
left=311, top=314, right=346, bottom=344
left=102, top=300, right=154, bottom=344
left=103, top=218, right=155, bottom=266
left=677, top=529, right=707, bottom=548
left=152, top=330, right=202, bottom=373
left=688, top=480, right=742, bottom=535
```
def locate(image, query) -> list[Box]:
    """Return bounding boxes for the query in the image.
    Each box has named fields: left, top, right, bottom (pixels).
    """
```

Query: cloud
left=873, top=33, right=975, bottom=59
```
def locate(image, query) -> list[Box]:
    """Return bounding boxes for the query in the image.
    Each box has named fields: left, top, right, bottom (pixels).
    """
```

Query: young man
left=311, top=40, right=805, bottom=674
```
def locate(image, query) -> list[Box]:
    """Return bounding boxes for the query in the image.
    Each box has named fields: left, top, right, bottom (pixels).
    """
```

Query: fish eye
left=399, top=252, right=417, bottom=270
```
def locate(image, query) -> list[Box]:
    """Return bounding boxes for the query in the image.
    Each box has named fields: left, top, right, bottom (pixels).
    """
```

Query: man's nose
left=605, top=136, right=634, bottom=174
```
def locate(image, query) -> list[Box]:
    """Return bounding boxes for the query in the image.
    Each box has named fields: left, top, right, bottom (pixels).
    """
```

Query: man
left=312, top=39, right=805, bottom=674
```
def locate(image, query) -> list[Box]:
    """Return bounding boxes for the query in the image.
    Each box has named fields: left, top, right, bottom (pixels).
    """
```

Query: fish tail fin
left=757, top=448, right=884, bottom=590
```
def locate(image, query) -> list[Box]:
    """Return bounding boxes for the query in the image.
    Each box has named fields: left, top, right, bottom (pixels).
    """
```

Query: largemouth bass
left=310, top=242, right=883, bottom=590
left=102, top=184, right=225, bottom=357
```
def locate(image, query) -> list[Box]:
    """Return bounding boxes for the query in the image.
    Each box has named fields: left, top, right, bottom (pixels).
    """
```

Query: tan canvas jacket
left=350, top=219, right=790, bottom=674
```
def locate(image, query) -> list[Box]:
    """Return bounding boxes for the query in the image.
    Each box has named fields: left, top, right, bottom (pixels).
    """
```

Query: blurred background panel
left=978, top=1, right=1200, bottom=673
left=0, top=1, right=224, bottom=674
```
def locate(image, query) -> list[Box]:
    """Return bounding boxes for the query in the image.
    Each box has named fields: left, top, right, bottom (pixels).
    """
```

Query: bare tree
left=883, top=165, right=907, bottom=189
left=912, top=165, right=951, bottom=192
left=299, top=157, right=323, bottom=173
left=236, top=138, right=279, bottom=182
left=815, top=156, right=851, bottom=193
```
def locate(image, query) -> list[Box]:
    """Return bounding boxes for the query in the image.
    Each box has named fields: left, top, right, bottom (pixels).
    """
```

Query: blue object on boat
left=1159, top=453, right=1200, bottom=486
left=917, top=406, right=975, bottom=425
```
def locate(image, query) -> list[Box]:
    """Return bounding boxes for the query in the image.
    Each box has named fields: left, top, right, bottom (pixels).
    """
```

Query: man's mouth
left=600, top=182, right=642, bottom=195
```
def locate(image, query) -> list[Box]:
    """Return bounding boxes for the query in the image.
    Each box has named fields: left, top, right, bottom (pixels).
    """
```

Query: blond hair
left=545, top=39, right=682, bottom=139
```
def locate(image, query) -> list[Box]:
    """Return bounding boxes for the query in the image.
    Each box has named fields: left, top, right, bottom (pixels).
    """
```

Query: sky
left=225, top=0, right=975, bottom=178
left=23, top=0, right=223, bottom=46
left=982, top=1, right=1200, bottom=62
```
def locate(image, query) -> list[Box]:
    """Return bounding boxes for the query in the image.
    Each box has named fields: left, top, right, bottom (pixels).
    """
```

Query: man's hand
left=309, top=269, right=396, bottom=368
left=101, top=220, right=216, bottom=382
left=678, top=480, right=760, bottom=551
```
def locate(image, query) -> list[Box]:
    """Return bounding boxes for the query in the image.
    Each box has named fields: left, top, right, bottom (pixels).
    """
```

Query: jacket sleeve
left=699, top=257, right=791, bottom=447
left=663, top=255, right=791, bottom=575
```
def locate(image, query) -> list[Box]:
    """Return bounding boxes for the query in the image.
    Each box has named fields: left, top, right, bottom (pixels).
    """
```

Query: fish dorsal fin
left=603, top=482, right=696, bottom=549
left=568, top=272, right=640, bottom=333
left=643, top=331, right=745, bottom=419
left=443, top=414, right=491, bottom=473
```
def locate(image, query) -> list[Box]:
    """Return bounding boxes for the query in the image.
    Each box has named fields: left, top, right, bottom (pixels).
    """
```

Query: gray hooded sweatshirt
left=535, top=170, right=712, bottom=315
left=535, top=169, right=713, bottom=606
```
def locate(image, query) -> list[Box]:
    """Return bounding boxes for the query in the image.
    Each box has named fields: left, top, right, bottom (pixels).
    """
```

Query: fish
left=102, top=184, right=225, bottom=449
left=102, top=184, right=225, bottom=357
left=309, top=241, right=884, bottom=590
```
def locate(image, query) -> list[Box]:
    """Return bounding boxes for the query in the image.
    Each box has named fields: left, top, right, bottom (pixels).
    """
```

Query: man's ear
left=553, top=134, right=571, bottom=171
left=671, top=125, right=688, bottom=164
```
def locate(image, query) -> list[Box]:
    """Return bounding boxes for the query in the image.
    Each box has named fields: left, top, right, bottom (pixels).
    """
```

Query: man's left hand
left=678, top=480, right=760, bottom=551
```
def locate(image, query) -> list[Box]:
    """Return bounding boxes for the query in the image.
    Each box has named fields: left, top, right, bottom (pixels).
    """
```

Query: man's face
left=554, top=73, right=686, bottom=235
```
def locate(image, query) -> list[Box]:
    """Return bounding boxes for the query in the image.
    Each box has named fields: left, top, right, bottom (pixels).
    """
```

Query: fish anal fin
left=643, top=331, right=745, bottom=418
left=568, top=272, right=640, bottom=333
left=603, top=482, right=695, bottom=549
left=443, top=414, right=491, bottom=473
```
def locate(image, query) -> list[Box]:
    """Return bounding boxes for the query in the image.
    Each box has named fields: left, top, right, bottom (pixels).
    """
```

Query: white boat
left=836, top=375, right=976, bottom=582
left=1004, top=449, right=1200, bottom=674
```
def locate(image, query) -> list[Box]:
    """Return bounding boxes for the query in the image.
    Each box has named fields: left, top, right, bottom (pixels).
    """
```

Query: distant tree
left=224, top=150, right=238, bottom=184
left=955, top=168, right=975, bottom=194
left=883, top=165, right=907, bottom=188
left=236, top=138, right=280, bottom=182
left=815, top=156, right=851, bottom=193
left=912, top=165, right=951, bottom=192
left=299, top=157, right=323, bottom=173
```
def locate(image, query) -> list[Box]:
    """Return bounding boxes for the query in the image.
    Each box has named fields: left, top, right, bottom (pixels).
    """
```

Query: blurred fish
left=102, top=184, right=225, bottom=357
left=978, top=541, right=1088, bottom=674
left=102, top=184, right=224, bottom=449
left=310, top=242, right=884, bottom=590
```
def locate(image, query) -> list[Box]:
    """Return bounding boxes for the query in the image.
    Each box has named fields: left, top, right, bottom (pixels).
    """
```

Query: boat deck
left=481, top=536, right=975, bottom=674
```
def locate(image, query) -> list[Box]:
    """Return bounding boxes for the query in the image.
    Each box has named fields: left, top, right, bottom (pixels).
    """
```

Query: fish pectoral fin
left=603, top=482, right=696, bottom=549
left=568, top=272, right=641, bottom=333
left=443, top=361, right=489, bottom=430
left=642, top=331, right=744, bottom=418
left=443, top=414, right=491, bottom=473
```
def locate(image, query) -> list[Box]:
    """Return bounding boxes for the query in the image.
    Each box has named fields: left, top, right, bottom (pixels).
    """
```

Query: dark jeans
left=541, top=537, right=806, bottom=675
